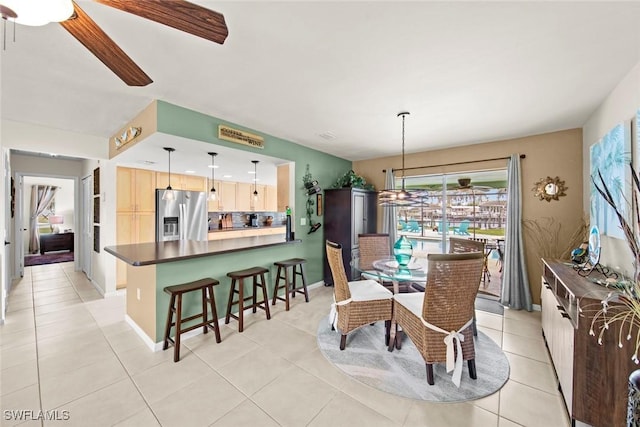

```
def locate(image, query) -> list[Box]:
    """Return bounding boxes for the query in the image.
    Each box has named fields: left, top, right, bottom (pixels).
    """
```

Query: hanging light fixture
left=252, top=160, right=259, bottom=201
left=378, top=112, right=425, bottom=207
left=208, top=152, right=218, bottom=201
left=1, top=0, right=74, bottom=26
left=162, top=147, right=176, bottom=201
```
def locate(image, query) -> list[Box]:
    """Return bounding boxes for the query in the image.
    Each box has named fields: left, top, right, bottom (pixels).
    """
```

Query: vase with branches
left=589, top=162, right=640, bottom=424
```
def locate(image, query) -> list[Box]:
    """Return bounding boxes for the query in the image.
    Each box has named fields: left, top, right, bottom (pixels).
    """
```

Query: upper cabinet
left=236, top=182, right=253, bottom=211
left=156, top=172, right=206, bottom=192
left=277, top=164, right=290, bottom=212
left=218, top=181, right=237, bottom=211
left=265, top=185, right=278, bottom=211
left=117, top=167, right=155, bottom=212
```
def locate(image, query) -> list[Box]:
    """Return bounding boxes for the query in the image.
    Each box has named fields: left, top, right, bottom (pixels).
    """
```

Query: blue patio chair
left=407, top=220, right=421, bottom=233
left=453, top=220, right=471, bottom=235
left=398, top=220, right=408, bottom=231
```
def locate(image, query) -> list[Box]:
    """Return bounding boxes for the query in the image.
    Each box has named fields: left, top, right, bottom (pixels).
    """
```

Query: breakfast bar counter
left=105, top=234, right=297, bottom=266
left=104, top=236, right=303, bottom=349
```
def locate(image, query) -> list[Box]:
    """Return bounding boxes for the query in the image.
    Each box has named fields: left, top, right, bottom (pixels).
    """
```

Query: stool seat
left=274, top=258, right=307, bottom=268
left=163, top=277, right=221, bottom=362
left=227, top=266, right=269, bottom=279
left=272, top=258, right=310, bottom=311
left=225, top=266, right=271, bottom=332
left=164, top=278, right=219, bottom=294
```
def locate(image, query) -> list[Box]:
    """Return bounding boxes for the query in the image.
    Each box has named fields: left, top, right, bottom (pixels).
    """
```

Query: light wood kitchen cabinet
left=265, top=185, right=278, bottom=211
left=156, top=172, right=206, bottom=191
left=236, top=182, right=253, bottom=211
left=207, top=180, right=221, bottom=211
left=252, top=184, right=266, bottom=211
left=277, top=164, right=290, bottom=212
left=183, top=175, right=206, bottom=191
left=117, top=167, right=155, bottom=212
left=218, top=181, right=236, bottom=211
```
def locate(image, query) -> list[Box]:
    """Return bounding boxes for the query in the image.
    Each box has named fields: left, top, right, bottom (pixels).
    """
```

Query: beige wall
left=353, top=128, right=584, bottom=306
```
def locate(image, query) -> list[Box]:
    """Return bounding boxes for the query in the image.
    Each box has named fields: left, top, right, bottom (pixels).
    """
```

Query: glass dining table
left=352, top=255, right=428, bottom=350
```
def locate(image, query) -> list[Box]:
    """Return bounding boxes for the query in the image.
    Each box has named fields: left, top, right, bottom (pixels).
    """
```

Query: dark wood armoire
left=323, top=188, right=377, bottom=285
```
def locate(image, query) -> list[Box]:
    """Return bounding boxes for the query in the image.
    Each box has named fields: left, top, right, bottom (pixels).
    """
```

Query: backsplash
left=208, top=211, right=286, bottom=230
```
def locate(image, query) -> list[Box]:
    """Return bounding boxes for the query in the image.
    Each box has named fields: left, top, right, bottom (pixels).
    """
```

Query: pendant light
left=378, top=112, right=425, bottom=207
left=162, top=147, right=176, bottom=201
left=208, top=152, right=217, bottom=201
left=252, top=160, right=259, bottom=201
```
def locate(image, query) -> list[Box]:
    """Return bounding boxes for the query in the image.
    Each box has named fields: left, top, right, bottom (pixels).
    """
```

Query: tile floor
left=0, top=262, right=571, bottom=427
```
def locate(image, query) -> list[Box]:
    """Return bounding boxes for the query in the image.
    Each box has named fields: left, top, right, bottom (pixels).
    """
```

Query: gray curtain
left=381, top=169, right=397, bottom=251
left=28, top=185, right=58, bottom=254
left=500, top=154, right=533, bottom=310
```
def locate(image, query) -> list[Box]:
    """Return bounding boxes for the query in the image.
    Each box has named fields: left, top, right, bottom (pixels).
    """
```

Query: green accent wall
left=155, top=243, right=304, bottom=342
left=154, top=100, right=352, bottom=311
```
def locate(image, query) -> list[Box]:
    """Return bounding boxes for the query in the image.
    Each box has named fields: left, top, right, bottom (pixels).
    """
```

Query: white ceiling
left=2, top=1, right=640, bottom=162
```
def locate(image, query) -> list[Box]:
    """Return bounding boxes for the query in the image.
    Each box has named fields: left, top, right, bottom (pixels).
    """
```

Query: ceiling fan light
left=9, top=0, right=73, bottom=26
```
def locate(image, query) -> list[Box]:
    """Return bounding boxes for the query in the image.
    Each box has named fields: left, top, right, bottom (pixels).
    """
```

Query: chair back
left=358, top=233, right=390, bottom=270
left=448, top=237, right=484, bottom=254
left=326, top=240, right=351, bottom=302
left=422, top=252, right=484, bottom=357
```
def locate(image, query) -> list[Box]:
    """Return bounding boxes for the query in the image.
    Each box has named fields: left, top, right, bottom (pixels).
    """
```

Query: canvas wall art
left=590, top=122, right=631, bottom=240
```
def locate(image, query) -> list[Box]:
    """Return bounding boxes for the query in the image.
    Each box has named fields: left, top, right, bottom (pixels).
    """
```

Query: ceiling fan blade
left=94, top=0, right=228, bottom=45
left=60, top=1, right=153, bottom=86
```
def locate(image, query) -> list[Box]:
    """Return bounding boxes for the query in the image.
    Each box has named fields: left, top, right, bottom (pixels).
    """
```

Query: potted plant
left=590, top=163, right=640, bottom=424
left=331, top=170, right=374, bottom=190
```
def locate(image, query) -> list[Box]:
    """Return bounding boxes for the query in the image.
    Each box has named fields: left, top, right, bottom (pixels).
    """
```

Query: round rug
left=317, top=316, right=509, bottom=402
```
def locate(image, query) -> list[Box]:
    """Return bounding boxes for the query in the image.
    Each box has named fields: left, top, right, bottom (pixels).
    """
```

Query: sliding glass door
left=397, top=169, right=507, bottom=297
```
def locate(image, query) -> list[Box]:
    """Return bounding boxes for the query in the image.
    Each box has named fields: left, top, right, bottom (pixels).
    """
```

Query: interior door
left=2, top=148, right=10, bottom=322
left=81, top=175, right=92, bottom=279
left=16, top=175, right=24, bottom=278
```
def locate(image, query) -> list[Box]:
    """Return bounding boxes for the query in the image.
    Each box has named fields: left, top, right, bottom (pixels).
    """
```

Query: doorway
left=17, top=175, right=77, bottom=271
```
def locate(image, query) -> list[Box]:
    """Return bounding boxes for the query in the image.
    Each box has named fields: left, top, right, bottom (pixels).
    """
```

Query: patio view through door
left=398, top=169, right=507, bottom=298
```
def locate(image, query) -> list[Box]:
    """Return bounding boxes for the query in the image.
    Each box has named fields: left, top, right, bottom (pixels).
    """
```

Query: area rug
left=24, top=252, right=74, bottom=266
left=475, top=295, right=505, bottom=315
left=317, top=316, right=509, bottom=402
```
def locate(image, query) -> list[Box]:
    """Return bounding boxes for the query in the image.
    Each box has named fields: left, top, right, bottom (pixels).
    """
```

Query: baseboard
left=125, top=315, right=159, bottom=352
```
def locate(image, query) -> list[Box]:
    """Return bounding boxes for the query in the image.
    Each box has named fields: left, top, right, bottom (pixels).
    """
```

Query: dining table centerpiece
left=590, top=163, right=640, bottom=425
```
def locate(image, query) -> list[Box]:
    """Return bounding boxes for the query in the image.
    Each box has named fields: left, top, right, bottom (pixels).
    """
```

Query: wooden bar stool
left=225, top=266, right=271, bottom=332
left=162, top=278, right=221, bottom=362
left=271, top=258, right=310, bottom=311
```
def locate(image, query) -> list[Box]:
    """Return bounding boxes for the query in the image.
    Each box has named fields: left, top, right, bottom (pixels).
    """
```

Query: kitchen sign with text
left=218, top=125, right=264, bottom=149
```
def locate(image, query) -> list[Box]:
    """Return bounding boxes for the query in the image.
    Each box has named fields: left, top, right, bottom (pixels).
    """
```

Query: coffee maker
left=249, top=214, right=259, bottom=227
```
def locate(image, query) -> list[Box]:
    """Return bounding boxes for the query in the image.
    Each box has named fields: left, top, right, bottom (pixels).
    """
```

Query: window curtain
left=28, top=185, right=58, bottom=254
left=500, top=154, right=532, bottom=310
left=381, top=169, right=397, bottom=252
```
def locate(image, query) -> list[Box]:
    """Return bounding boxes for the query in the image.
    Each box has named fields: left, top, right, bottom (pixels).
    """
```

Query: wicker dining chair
left=448, top=237, right=485, bottom=336
left=326, top=240, right=393, bottom=350
left=392, top=252, right=484, bottom=386
left=358, top=233, right=411, bottom=293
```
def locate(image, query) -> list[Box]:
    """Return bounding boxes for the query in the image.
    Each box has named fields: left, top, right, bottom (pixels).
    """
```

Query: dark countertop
left=105, top=235, right=301, bottom=266
left=208, top=225, right=286, bottom=233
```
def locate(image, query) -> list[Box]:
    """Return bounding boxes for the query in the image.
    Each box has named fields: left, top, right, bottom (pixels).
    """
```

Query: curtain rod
left=383, top=154, right=526, bottom=173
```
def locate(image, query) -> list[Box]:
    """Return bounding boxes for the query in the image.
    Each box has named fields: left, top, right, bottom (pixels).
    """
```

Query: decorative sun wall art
left=590, top=122, right=631, bottom=240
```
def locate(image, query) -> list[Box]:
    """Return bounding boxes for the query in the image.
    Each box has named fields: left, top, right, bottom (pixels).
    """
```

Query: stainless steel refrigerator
left=156, top=189, right=208, bottom=241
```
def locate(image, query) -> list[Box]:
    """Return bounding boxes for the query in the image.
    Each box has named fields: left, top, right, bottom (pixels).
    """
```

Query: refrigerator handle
left=179, top=204, right=185, bottom=240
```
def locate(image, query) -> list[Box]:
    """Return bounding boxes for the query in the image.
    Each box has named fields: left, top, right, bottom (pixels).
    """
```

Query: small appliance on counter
left=249, top=213, right=259, bottom=227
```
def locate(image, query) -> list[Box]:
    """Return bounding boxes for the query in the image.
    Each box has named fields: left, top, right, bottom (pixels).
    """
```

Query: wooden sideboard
left=541, top=259, right=637, bottom=427
left=40, top=232, right=74, bottom=254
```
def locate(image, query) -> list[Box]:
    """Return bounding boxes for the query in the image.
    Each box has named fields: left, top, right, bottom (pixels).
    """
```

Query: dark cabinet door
left=323, top=188, right=377, bottom=285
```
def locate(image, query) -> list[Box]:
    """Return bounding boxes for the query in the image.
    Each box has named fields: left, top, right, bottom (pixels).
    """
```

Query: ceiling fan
left=0, top=0, right=228, bottom=86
